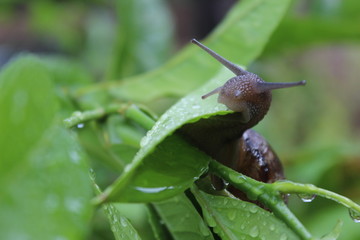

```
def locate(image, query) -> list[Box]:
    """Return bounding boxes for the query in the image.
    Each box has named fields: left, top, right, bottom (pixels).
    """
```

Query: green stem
left=272, top=181, right=360, bottom=213
left=125, top=105, right=156, bottom=131
left=63, top=104, right=129, bottom=128
left=63, top=103, right=156, bottom=130
left=209, top=159, right=313, bottom=240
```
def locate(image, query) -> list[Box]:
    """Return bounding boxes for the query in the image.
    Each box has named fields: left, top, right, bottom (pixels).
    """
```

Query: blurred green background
left=1, top=0, right=360, bottom=239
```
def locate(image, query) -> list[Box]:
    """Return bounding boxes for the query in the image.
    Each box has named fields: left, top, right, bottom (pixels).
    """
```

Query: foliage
left=1, top=0, right=360, bottom=240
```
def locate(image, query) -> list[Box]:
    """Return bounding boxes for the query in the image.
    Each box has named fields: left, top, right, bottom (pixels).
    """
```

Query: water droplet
left=69, top=151, right=81, bottom=164
left=72, top=111, right=82, bottom=117
left=77, top=123, right=85, bottom=128
left=89, top=168, right=96, bottom=181
left=280, top=233, right=288, bottom=240
left=135, top=186, right=173, bottom=194
left=249, top=205, right=258, bottom=214
left=228, top=210, right=236, bottom=220
left=269, top=223, right=275, bottom=231
left=349, top=208, right=360, bottom=223
left=298, top=193, right=316, bottom=202
left=249, top=226, right=259, bottom=238
left=65, top=197, right=82, bottom=214
left=120, top=217, right=128, bottom=227
left=223, top=198, right=229, bottom=205
left=112, top=214, right=118, bottom=223
left=229, top=173, right=245, bottom=184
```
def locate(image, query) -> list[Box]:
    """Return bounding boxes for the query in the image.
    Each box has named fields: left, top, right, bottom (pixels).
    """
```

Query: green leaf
left=103, top=203, right=142, bottom=240
left=76, top=0, right=292, bottom=107
left=0, top=56, right=92, bottom=239
left=77, top=122, right=125, bottom=172
left=147, top=204, right=171, bottom=240
left=320, top=220, right=342, bottom=240
left=192, top=187, right=300, bottom=240
left=99, top=70, right=231, bottom=203
left=97, top=0, right=292, bottom=203
left=153, top=193, right=214, bottom=240
left=0, top=56, right=58, bottom=175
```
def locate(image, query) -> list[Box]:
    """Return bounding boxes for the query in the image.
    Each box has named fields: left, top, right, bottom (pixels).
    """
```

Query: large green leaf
left=99, top=0, right=293, bottom=203
left=0, top=56, right=58, bottom=176
left=153, top=193, right=214, bottom=240
left=76, top=0, right=292, bottom=107
left=192, top=187, right=300, bottom=240
left=99, top=70, right=231, bottom=203
left=0, top=56, right=92, bottom=239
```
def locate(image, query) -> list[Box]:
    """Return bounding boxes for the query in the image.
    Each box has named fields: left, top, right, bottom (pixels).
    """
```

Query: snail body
left=180, top=39, right=305, bottom=190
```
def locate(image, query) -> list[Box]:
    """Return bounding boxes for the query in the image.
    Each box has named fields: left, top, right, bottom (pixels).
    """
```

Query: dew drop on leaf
left=249, top=226, right=259, bottom=238
left=297, top=193, right=316, bottom=202
left=349, top=208, right=360, bottom=223
left=269, top=223, right=275, bottom=231
left=280, top=233, right=288, bottom=240
left=249, top=205, right=258, bottom=214
left=229, top=172, right=245, bottom=184
left=120, top=217, right=128, bottom=227
left=71, top=111, right=82, bottom=118
left=228, top=210, right=236, bottom=220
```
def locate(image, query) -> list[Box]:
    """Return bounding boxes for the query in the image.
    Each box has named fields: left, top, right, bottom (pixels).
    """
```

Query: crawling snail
left=181, top=39, right=305, bottom=198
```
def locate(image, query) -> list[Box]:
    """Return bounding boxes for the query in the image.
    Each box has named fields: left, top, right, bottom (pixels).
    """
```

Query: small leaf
left=103, top=203, right=142, bottom=240
left=153, top=193, right=214, bottom=240
left=192, top=187, right=300, bottom=240
left=320, top=220, right=343, bottom=240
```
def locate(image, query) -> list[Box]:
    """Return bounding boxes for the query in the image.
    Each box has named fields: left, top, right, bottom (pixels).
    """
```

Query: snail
left=180, top=39, right=305, bottom=195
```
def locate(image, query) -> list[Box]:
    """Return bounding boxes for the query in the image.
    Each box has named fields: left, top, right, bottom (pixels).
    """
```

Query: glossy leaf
left=100, top=70, right=232, bottom=203
left=96, top=0, right=292, bottom=203
left=0, top=56, right=92, bottom=239
left=153, top=193, right=214, bottom=240
left=192, top=187, right=300, bottom=240
left=76, top=0, right=292, bottom=107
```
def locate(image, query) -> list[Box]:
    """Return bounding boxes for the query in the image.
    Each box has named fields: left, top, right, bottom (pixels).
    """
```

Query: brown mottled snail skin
left=228, top=129, right=285, bottom=204
left=180, top=39, right=305, bottom=194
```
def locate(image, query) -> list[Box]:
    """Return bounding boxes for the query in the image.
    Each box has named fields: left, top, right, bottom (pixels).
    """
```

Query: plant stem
left=63, top=104, right=129, bottom=128
left=272, top=181, right=360, bottom=213
left=125, top=105, right=155, bottom=131
left=209, top=159, right=313, bottom=240
left=63, top=103, right=156, bottom=130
